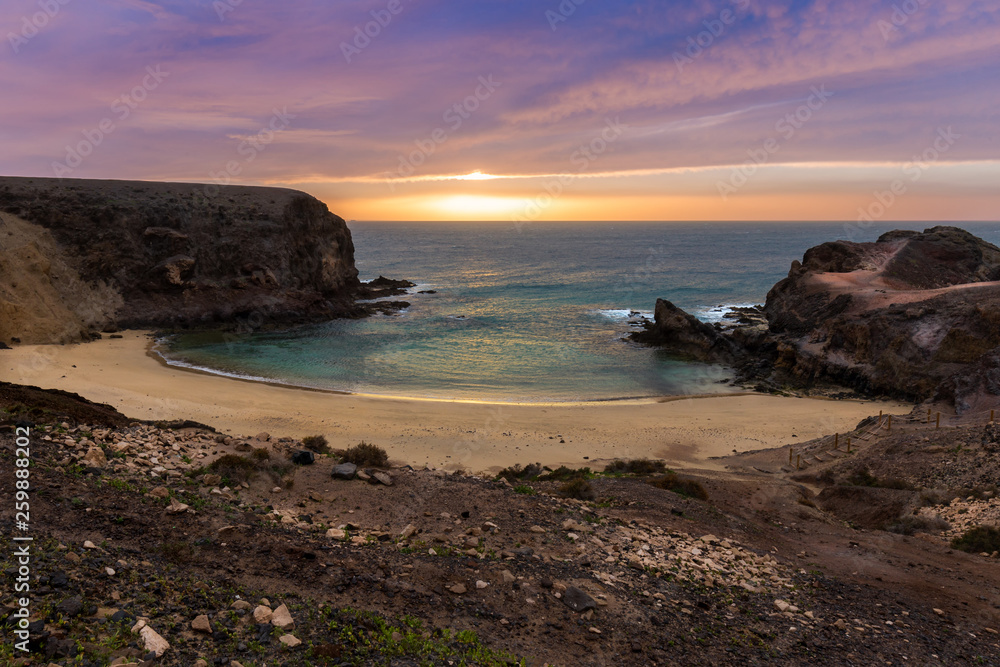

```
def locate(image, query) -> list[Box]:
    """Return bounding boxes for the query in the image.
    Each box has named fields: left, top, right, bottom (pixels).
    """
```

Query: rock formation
left=634, top=226, right=1000, bottom=411
left=0, top=176, right=399, bottom=344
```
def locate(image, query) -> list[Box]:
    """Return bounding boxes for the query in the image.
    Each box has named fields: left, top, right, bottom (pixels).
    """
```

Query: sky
left=1, top=0, right=998, bottom=222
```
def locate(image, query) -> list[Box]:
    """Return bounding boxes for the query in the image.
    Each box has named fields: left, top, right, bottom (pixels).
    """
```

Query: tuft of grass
left=251, top=447, right=270, bottom=461
left=559, top=477, right=595, bottom=500
left=951, top=526, right=1000, bottom=554
left=538, top=466, right=592, bottom=481
left=604, top=459, right=667, bottom=475
left=302, top=434, right=329, bottom=454
left=512, top=485, right=536, bottom=496
left=335, top=441, right=388, bottom=467
left=647, top=472, right=709, bottom=501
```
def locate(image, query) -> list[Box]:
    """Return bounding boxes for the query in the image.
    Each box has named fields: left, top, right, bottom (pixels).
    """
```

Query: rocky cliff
left=0, top=176, right=386, bottom=344
left=634, top=226, right=1000, bottom=411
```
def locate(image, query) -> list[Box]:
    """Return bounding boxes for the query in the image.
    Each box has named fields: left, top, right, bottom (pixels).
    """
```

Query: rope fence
left=784, top=404, right=998, bottom=472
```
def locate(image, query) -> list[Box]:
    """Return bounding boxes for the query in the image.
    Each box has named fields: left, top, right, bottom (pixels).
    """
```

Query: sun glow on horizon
left=433, top=194, right=527, bottom=219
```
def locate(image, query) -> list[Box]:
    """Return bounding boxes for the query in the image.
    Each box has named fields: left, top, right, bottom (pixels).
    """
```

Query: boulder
left=371, top=471, right=393, bottom=486
left=291, top=450, right=315, bottom=465
left=562, top=586, right=597, bottom=613
left=253, top=606, right=273, bottom=624
left=191, top=615, right=212, bottom=633
left=331, top=463, right=357, bottom=480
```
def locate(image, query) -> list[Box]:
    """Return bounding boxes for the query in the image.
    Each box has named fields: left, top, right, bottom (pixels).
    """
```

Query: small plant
left=302, top=434, right=330, bottom=454
left=647, top=472, right=709, bottom=501
left=335, top=441, right=388, bottom=467
left=251, top=448, right=270, bottom=461
left=951, top=526, right=1000, bottom=554
left=512, top=485, right=536, bottom=496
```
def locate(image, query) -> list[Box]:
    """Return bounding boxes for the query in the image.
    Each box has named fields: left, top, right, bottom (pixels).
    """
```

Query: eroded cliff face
left=634, top=226, right=1000, bottom=411
left=0, top=176, right=362, bottom=342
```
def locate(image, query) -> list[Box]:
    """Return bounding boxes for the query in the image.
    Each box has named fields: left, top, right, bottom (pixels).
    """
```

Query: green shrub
left=208, top=454, right=258, bottom=483
left=604, top=459, right=667, bottom=475
left=559, top=477, right=595, bottom=500
left=951, top=526, right=1000, bottom=554
left=648, top=472, right=709, bottom=501
left=888, top=514, right=951, bottom=535
left=512, top=485, right=536, bottom=496
left=251, top=448, right=270, bottom=461
left=335, top=441, right=388, bottom=467
left=847, top=467, right=913, bottom=490
left=539, top=466, right=592, bottom=481
left=302, top=434, right=329, bottom=453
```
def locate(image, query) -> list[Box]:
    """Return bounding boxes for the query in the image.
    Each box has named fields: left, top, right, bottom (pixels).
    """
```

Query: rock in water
left=291, top=450, right=315, bottom=465
left=630, top=299, right=742, bottom=364
left=331, top=463, right=358, bottom=480
left=562, top=587, right=597, bottom=613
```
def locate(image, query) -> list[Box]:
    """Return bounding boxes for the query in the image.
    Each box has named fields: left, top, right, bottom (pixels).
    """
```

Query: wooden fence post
left=887, top=415, right=892, bottom=431
left=927, top=408, right=931, bottom=423
left=796, top=454, right=801, bottom=470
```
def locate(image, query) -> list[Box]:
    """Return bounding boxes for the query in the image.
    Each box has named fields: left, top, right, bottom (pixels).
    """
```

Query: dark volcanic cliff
left=634, top=226, right=1000, bottom=412
left=0, top=176, right=373, bottom=343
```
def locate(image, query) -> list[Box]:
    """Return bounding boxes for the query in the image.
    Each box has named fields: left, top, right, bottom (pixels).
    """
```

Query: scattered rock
left=231, top=600, right=252, bottom=611
left=191, top=615, right=212, bottom=633
left=400, top=524, right=418, bottom=539
left=326, top=528, right=346, bottom=540
left=279, top=634, right=301, bottom=648
left=253, top=606, right=273, bottom=624
left=562, top=587, right=597, bottom=613
left=165, top=498, right=189, bottom=514
left=147, top=486, right=170, bottom=499
left=55, top=596, right=84, bottom=617
left=476, top=580, right=489, bottom=589
left=449, top=583, right=467, bottom=595
left=81, top=447, right=107, bottom=468
left=202, top=474, right=222, bottom=486
left=371, top=471, right=393, bottom=486
left=137, top=624, right=170, bottom=658
left=271, top=604, right=294, bottom=629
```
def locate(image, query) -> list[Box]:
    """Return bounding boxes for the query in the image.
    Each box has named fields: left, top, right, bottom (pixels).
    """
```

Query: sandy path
left=1, top=331, right=911, bottom=473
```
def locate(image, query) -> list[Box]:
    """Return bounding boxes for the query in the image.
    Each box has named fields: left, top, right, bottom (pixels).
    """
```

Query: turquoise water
left=160, top=221, right=1000, bottom=402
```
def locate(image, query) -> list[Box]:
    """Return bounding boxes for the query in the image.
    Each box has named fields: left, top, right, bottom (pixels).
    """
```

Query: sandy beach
left=2, top=331, right=910, bottom=473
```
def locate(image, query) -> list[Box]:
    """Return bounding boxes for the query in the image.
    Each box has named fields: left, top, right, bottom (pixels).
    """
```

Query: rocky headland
left=0, top=176, right=409, bottom=345
left=633, top=226, right=1000, bottom=412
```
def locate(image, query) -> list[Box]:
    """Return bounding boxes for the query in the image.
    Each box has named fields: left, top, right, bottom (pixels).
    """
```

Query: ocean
left=159, top=221, right=1000, bottom=402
